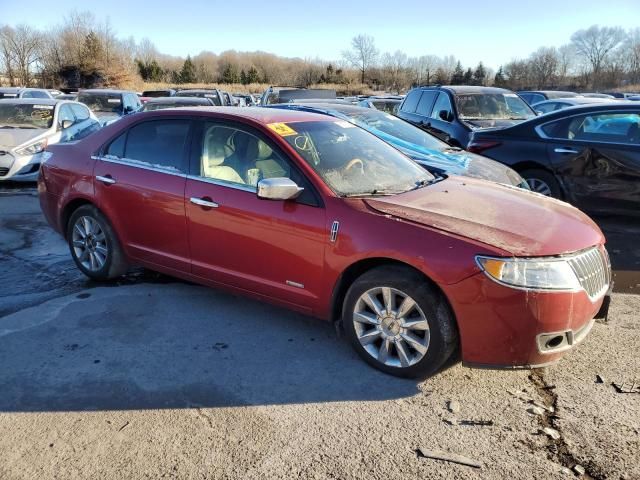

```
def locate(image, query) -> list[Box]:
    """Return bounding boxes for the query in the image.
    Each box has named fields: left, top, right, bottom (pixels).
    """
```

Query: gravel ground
left=0, top=187, right=638, bottom=480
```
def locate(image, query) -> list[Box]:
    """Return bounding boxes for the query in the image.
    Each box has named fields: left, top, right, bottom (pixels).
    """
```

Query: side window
left=543, top=113, right=640, bottom=145
left=536, top=103, right=556, bottom=114
left=415, top=91, right=437, bottom=117
left=529, top=93, right=545, bottom=105
left=400, top=90, right=422, bottom=113
left=198, top=123, right=319, bottom=206
left=70, top=103, right=89, bottom=120
left=124, top=120, right=191, bottom=171
left=32, top=91, right=49, bottom=98
left=22, top=91, right=33, bottom=98
left=430, top=92, right=453, bottom=120
left=57, top=104, right=75, bottom=127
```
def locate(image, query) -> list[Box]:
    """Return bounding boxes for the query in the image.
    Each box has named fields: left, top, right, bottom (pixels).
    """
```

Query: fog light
left=545, top=335, right=565, bottom=349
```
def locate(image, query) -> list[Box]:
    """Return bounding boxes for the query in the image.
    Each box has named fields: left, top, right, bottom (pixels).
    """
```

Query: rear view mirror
left=257, top=177, right=303, bottom=201
left=439, top=110, right=453, bottom=122
left=60, top=119, right=74, bottom=129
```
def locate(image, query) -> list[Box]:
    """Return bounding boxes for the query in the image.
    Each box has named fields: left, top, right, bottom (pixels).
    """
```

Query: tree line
left=1, top=13, right=639, bottom=92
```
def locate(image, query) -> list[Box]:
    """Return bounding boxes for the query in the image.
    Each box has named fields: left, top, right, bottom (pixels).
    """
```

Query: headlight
left=476, top=255, right=581, bottom=291
left=15, top=139, right=48, bottom=156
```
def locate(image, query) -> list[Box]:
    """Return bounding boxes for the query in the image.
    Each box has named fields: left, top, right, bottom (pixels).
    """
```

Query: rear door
left=93, top=118, right=193, bottom=272
left=542, top=110, right=640, bottom=213
left=185, top=120, right=327, bottom=311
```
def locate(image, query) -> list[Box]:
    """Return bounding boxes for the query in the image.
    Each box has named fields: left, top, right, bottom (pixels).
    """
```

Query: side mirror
left=60, top=119, right=74, bottom=129
left=124, top=106, right=134, bottom=114
left=439, top=110, right=453, bottom=122
left=257, top=177, right=303, bottom=201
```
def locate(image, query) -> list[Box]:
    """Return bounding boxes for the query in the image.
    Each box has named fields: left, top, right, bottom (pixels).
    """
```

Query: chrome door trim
left=92, top=155, right=187, bottom=178
left=553, top=148, right=580, bottom=154
left=190, top=197, right=219, bottom=208
left=96, top=175, right=116, bottom=185
left=186, top=174, right=257, bottom=193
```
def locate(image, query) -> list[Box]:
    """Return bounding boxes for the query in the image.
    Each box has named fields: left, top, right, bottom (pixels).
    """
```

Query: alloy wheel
left=72, top=216, right=108, bottom=272
left=526, top=177, right=552, bottom=196
left=353, top=287, right=430, bottom=368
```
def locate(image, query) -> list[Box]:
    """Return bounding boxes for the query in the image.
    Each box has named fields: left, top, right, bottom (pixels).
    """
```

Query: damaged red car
left=38, top=107, right=611, bottom=377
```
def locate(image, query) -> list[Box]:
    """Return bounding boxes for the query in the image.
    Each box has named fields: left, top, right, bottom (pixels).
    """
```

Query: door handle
left=96, top=175, right=116, bottom=185
left=190, top=197, right=219, bottom=208
left=554, top=148, right=579, bottom=154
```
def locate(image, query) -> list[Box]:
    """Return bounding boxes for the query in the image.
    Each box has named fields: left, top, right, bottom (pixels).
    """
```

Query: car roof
left=158, top=106, right=334, bottom=123
left=78, top=89, right=133, bottom=94
left=176, top=89, right=218, bottom=93
left=0, top=98, right=60, bottom=105
left=279, top=103, right=379, bottom=115
left=421, top=85, right=513, bottom=94
left=519, top=90, right=577, bottom=95
left=534, top=97, right=616, bottom=106
left=145, top=96, right=210, bottom=104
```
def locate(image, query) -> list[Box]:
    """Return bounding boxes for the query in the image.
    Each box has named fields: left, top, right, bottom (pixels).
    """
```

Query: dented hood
left=364, top=177, right=604, bottom=257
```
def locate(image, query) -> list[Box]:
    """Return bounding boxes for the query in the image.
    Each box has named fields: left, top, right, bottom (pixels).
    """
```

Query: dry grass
left=136, top=81, right=374, bottom=96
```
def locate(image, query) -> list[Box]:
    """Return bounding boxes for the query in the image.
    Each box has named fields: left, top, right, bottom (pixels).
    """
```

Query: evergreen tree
left=494, top=66, right=507, bottom=87
left=473, top=62, right=487, bottom=86
left=246, top=66, right=260, bottom=84
left=451, top=61, right=465, bottom=84
left=220, top=63, right=240, bottom=83
left=240, top=69, right=248, bottom=85
left=179, top=56, right=197, bottom=84
left=463, top=68, right=473, bottom=85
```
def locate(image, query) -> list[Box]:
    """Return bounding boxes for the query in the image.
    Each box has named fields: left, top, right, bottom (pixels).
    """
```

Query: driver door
left=185, top=120, right=327, bottom=312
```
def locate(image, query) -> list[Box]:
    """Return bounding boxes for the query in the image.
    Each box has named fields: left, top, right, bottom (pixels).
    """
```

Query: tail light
left=467, top=140, right=501, bottom=154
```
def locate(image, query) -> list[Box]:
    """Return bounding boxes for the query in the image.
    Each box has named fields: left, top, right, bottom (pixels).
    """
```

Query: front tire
left=342, top=266, right=458, bottom=378
left=67, top=205, right=128, bottom=280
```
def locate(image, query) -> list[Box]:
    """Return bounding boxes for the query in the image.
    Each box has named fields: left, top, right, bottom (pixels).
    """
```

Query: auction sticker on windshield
left=267, top=122, right=297, bottom=136
left=33, top=105, right=54, bottom=110
left=107, top=98, right=121, bottom=103
left=335, top=120, right=354, bottom=128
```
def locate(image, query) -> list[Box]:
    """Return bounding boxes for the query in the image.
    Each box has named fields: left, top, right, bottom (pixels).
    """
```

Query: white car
left=0, top=87, right=54, bottom=100
left=0, top=99, right=101, bottom=181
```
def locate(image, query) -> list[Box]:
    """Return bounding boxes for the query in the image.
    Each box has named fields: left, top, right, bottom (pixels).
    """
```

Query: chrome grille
left=0, top=167, right=9, bottom=177
left=568, top=247, right=610, bottom=300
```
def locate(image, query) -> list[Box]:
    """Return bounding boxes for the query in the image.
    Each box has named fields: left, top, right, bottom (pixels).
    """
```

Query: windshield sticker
left=31, top=109, right=53, bottom=121
left=505, top=93, right=518, bottom=97
left=3, top=93, right=17, bottom=97
left=204, top=94, right=217, bottom=98
left=334, top=120, right=354, bottom=129
left=33, top=105, right=54, bottom=110
left=267, top=122, right=298, bottom=136
left=107, top=98, right=121, bottom=103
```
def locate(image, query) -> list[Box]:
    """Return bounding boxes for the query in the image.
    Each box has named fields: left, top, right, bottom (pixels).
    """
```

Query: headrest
left=203, top=130, right=226, bottom=166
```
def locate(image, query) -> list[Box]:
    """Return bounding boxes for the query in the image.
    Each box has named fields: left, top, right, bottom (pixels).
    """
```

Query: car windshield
left=0, top=103, right=54, bottom=129
left=276, top=120, right=434, bottom=196
left=176, top=92, right=221, bottom=106
left=455, top=93, right=535, bottom=120
left=338, top=109, right=449, bottom=151
left=77, top=93, right=123, bottom=114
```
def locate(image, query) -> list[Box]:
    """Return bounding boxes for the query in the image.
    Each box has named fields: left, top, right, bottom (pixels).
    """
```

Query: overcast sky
left=3, top=0, right=639, bottom=69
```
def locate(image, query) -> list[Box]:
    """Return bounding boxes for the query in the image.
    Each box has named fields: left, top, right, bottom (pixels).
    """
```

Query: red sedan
left=38, top=107, right=611, bottom=377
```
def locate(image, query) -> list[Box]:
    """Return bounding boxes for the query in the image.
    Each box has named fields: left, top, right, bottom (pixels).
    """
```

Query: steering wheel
left=343, top=158, right=365, bottom=176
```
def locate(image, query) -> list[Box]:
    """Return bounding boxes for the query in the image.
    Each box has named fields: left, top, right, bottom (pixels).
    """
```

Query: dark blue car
left=265, top=102, right=527, bottom=188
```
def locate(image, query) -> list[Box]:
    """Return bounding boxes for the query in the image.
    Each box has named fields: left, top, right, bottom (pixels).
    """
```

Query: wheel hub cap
left=352, top=287, right=431, bottom=368
left=72, top=216, right=108, bottom=272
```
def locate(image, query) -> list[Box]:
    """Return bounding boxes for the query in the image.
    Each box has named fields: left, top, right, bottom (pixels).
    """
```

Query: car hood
left=363, top=177, right=603, bottom=257
left=0, top=128, right=47, bottom=149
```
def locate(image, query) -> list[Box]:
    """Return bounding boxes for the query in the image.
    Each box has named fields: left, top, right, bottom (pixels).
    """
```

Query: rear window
left=400, top=90, right=422, bottom=113
left=77, top=93, right=123, bottom=113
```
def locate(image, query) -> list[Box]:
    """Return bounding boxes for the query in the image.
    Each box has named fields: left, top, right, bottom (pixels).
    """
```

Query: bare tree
left=571, top=25, right=626, bottom=87
left=0, top=26, right=17, bottom=85
left=409, top=54, right=439, bottom=86
left=529, top=47, right=559, bottom=88
left=343, top=34, right=378, bottom=83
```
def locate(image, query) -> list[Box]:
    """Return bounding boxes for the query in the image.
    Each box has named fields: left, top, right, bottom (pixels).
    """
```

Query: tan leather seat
left=202, top=128, right=244, bottom=184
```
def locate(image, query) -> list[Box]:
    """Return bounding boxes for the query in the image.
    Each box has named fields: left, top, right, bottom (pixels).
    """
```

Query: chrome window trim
left=185, top=174, right=257, bottom=193
left=91, top=155, right=186, bottom=178
left=535, top=108, right=640, bottom=146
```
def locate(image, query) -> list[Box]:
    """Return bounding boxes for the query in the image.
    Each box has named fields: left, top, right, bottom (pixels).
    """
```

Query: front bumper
left=442, top=272, right=607, bottom=368
left=0, top=151, right=42, bottom=182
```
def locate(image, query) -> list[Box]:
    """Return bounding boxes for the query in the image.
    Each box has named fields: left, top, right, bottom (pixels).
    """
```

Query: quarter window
left=58, top=104, right=75, bottom=126
left=70, top=103, right=89, bottom=120
left=400, top=90, right=422, bottom=113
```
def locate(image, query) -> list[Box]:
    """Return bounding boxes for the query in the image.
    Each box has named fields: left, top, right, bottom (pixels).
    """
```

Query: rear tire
left=342, top=266, right=458, bottom=378
left=67, top=205, right=128, bottom=281
left=520, top=168, right=562, bottom=198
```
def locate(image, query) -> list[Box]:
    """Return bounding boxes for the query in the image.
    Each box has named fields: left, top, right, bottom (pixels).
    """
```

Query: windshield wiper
left=0, top=125, right=17, bottom=129
left=410, top=178, right=437, bottom=191
left=342, top=189, right=403, bottom=197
